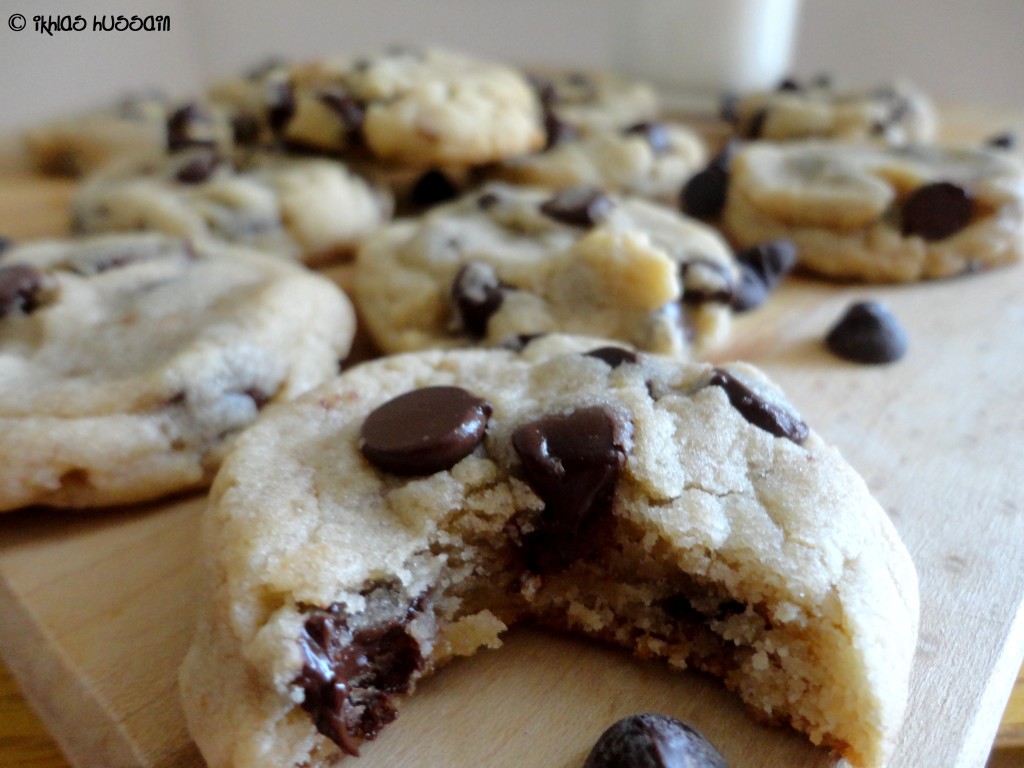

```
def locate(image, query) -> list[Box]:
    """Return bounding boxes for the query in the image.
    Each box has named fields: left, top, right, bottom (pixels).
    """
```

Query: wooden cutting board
left=2, top=106, right=1024, bottom=768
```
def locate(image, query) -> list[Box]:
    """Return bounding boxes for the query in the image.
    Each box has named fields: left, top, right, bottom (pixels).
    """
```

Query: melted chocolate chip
left=451, top=261, right=505, bottom=337
left=319, top=88, right=366, bottom=142
left=729, top=239, right=797, bottom=311
left=295, top=602, right=425, bottom=756
left=680, top=140, right=738, bottom=220
left=543, top=109, right=579, bottom=149
left=512, top=406, right=632, bottom=571
left=166, top=103, right=215, bottom=153
left=540, top=186, right=614, bottom=227
left=625, top=121, right=671, bottom=154
left=708, top=369, right=808, bottom=444
left=584, top=713, right=730, bottom=768
left=0, top=265, right=45, bottom=317
left=174, top=151, right=221, bottom=184
left=359, top=386, right=493, bottom=475
left=825, top=301, right=908, bottom=364
left=410, top=169, right=461, bottom=208
left=901, top=181, right=974, bottom=241
left=585, top=346, right=639, bottom=368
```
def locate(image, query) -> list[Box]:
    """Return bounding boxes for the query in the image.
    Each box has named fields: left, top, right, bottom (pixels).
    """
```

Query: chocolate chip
left=776, top=77, right=801, bottom=92
left=729, top=239, right=797, bottom=311
left=296, top=601, right=425, bottom=756
left=174, top=151, right=221, bottom=184
left=410, top=169, right=460, bottom=208
left=825, top=301, right=908, bottom=364
left=985, top=131, right=1017, bottom=150
left=901, top=181, right=974, bottom=241
left=230, top=113, right=262, bottom=145
left=451, top=261, right=504, bottom=337
left=319, top=88, right=365, bottom=142
left=0, top=265, right=45, bottom=318
left=543, top=109, right=579, bottom=149
left=166, top=103, right=215, bottom=153
left=500, top=332, right=546, bottom=352
left=708, top=369, right=808, bottom=444
left=540, top=186, right=614, bottom=227
left=512, top=406, right=632, bottom=571
left=585, top=346, right=639, bottom=368
left=680, top=259, right=735, bottom=306
left=359, top=386, right=492, bottom=476
left=477, top=190, right=502, bottom=209
left=745, top=109, right=769, bottom=139
left=526, top=74, right=557, bottom=108
left=266, top=80, right=296, bottom=135
left=584, top=713, right=730, bottom=768
left=680, top=140, right=738, bottom=220
left=625, top=121, right=672, bottom=154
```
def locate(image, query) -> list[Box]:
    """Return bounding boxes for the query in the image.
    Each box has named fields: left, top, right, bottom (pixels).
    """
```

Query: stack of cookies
left=8, top=43, right=1022, bottom=768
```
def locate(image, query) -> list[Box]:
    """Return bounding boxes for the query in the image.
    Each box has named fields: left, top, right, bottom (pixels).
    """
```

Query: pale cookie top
left=487, top=120, right=707, bottom=204
left=353, top=182, right=740, bottom=358
left=282, top=47, right=545, bottom=166
left=723, top=140, right=1024, bottom=282
left=72, top=149, right=393, bottom=265
left=724, top=78, right=936, bottom=145
left=0, top=232, right=355, bottom=511
left=180, top=337, right=918, bottom=768
left=525, top=69, right=661, bottom=135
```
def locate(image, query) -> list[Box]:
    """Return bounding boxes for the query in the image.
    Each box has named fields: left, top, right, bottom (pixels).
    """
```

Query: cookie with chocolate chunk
left=281, top=46, right=545, bottom=166
left=525, top=69, right=661, bottom=136
left=353, top=182, right=740, bottom=358
left=722, top=140, right=1024, bottom=281
left=72, top=149, right=393, bottom=265
left=179, top=335, right=919, bottom=768
left=486, top=120, right=707, bottom=204
left=724, top=78, right=936, bottom=145
left=0, top=232, right=355, bottom=512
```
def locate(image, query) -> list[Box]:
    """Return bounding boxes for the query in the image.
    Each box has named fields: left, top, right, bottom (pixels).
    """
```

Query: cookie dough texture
left=354, top=183, right=739, bottom=357
left=727, top=80, right=936, bottom=145
left=0, top=233, right=355, bottom=512
left=179, top=337, right=919, bottom=768
left=283, top=47, right=545, bottom=165
left=723, top=140, right=1024, bottom=281
left=72, top=150, right=393, bottom=265
left=488, top=121, right=707, bottom=203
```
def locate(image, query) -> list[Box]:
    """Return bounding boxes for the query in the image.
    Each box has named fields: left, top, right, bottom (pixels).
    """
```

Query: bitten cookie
left=723, top=78, right=936, bottom=145
left=179, top=335, right=919, bottom=768
left=353, top=182, right=739, bottom=357
left=486, top=120, right=707, bottom=204
left=281, top=46, right=545, bottom=166
left=0, top=232, right=355, bottom=512
left=72, top=149, right=393, bottom=265
left=722, top=140, right=1024, bottom=281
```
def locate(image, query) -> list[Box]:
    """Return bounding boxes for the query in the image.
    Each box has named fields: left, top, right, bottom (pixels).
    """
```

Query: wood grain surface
left=2, top=104, right=1024, bottom=768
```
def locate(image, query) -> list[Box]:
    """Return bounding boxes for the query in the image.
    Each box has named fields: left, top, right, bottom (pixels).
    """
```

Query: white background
left=0, top=0, right=1022, bottom=133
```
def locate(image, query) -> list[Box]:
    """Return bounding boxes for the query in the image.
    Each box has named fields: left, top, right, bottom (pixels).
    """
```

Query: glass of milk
left=608, top=0, right=803, bottom=111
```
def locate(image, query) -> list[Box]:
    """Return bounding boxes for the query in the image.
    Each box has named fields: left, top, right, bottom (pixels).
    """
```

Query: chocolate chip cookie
left=526, top=69, right=661, bottom=135
left=0, top=232, right=355, bottom=511
left=722, top=140, right=1024, bottom=281
left=72, top=149, right=393, bottom=265
left=353, top=182, right=739, bottom=357
left=723, top=78, right=936, bottom=145
left=179, top=335, right=919, bottom=768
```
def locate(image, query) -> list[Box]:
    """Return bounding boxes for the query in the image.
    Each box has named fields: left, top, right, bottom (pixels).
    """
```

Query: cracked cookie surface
left=179, top=335, right=919, bottom=768
left=0, top=232, right=355, bottom=511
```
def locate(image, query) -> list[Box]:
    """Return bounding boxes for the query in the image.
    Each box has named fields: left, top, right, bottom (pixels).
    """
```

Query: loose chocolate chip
left=451, top=261, right=505, bottom=337
left=825, top=300, right=908, bottom=364
left=680, top=140, right=738, bottom=220
left=708, top=369, right=808, bottom=444
left=0, top=265, right=45, bottom=318
left=410, top=169, right=461, bottom=208
left=625, top=121, right=672, bottom=154
left=166, top=103, right=215, bottom=153
left=543, top=109, right=579, bottom=150
left=985, top=131, right=1017, bottom=150
left=729, top=266, right=769, bottom=312
left=539, top=186, right=614, bottom=227
left=728, top=239, right=797, bottom=311
left=266, top=80, right=296, bottom=135
left=319, top=88, right=366, bottom=141
left=174, top=151, right=221, bottom=184
left=512, top=406, right=632, bottom=571
left=585, top=346, right=639, bottom=369
left=901, top=181, right=974, bottom=241
left=359, top=386, right=492, bottom=476
left=584, top=713, right=730, bottom=768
